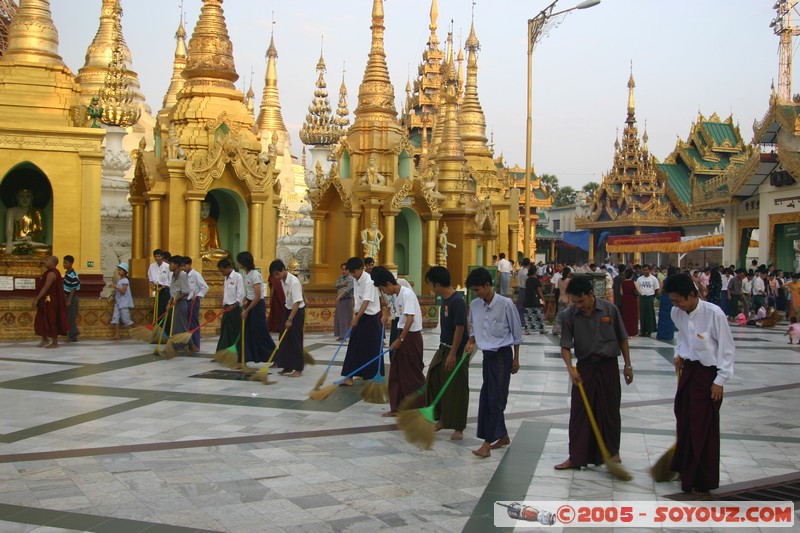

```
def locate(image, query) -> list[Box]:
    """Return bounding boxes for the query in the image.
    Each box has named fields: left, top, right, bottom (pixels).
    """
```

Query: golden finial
left=300, top=38, right=339, bottom=145
left=4, top=0, right=63, bottom=65
left=256, top=16, right=287, bottom=133
left=246, top=68, right=255, bottom=115
left=354, top=0, right=396, bottom=119
left=183, top=0, right=238, bottom=89
left=301, top=145, right=307, bottom=169
left=627, top=61, right=635, bottom=123
left=428, top=0, right=440, bottom=49
left=98, top=1, right=141, bottom=128
left=460, top=16, right=489, bottom=157
left=160, top=9, right=188, bottom=112
left=334, top=62, right=350, bottom=130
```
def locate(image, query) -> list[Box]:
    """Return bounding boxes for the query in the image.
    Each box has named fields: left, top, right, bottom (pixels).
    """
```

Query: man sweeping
left=372, top=266, right=425, bottom=417
left=270, top=259, right=306, bottom=377
left=465, top=267, right=523, bottom=458
left=425, top=266, right=469, bottom=441
left=182, top=257, right=208, bottom=353
left=166, top=255, right=191, bottom=349
left=664, top=273, right=734, bottom=496
left=216, top=259, right=243, bottom=357
left=555, top=276, right=633, bottom=471
left=147, top=249, right=171, bottom=321
left=340, top=257, right=383, bottom=386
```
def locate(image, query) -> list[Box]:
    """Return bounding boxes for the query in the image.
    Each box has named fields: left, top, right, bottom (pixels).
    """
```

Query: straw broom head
left=213, top=344, right=236, bottom=364
left=312, top=371, right=328, bottom=392
left=396, top=408, right=435, bottom=450
left=360, top=381, right=389, bottom=404
left=129, top=325, right=153, bottom=342
left=168, top=332, right=192, bottom=345
left=650, top=444, right=678, bottom=482
left=163, top=341, right=178, bottom=360
left=309, top=384, right=337, bottom=401
left=303, top=349, right=316, bottom=365
left=606, top=459, right=633, bottom=482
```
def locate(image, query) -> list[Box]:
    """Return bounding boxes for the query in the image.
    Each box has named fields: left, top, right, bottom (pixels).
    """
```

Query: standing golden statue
left=437, top=223, right=456, bottom=266
left=361, top=218, right=384, bottom=260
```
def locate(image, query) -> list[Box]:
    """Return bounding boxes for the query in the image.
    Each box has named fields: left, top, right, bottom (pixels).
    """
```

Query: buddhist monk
left=33, top=255, right=69, bottom=349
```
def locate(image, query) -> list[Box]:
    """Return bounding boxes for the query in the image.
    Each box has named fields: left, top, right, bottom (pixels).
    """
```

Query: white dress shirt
left=148, top=261, right=171, bottom=288
left=185, top=269, right=209, bottom=299
left=752, top=276, right=766, bottom=296
left=497, top=258, right=512, bottom=274
left=741, top=277, right=752, bottom=295
left=671, top=300, right=735, bottom=386
left=281, top=272, right=305, bottom=310
left=223, top=270, right=244, bottom=306
left=353, top=271, right=381, bottom=316
left=395, top=285, right=423, bottom=332
left=468, top=293, right=524, bottom=352
left=244, top=270, right=264, bottom=301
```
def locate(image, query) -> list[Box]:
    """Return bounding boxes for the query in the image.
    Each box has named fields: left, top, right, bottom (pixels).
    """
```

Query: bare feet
left=381, top=411, right=397, bottom=417
left=287, top=370, right=302, bottom=377
left=490, top=435, right=510, bottom=449
left=45, top=342, right=59, bottom=349
left=36, top=339, right=48, bottom=347
left=554, top=458, right=580, bottom=470
left=472, top=443, right=491, bottom=458
left=434, top=421, right=443, bottom=432
left=340, top=378, right=355, bottom=386
left=609, top=454, right=622, bottom=463
left=450, top=431, right=463, bottom=441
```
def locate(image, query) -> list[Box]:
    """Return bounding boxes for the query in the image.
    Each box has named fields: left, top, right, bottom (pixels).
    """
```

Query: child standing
left=110, top=262, right=134, bottom=340
left=786, top=317, right=800, bottom=344
left=62, top=254, right=80, bottom=342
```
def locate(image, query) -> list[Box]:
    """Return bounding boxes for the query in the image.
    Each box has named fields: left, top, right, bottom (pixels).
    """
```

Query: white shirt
left=671, top=300, right=735, bottom=386
left=741, top=277, right=752, bottom=295
left=752, top=276, right=766, bottom=296
left=395, top=285, right=423, bottom=332
left=223, top=270, right=244, bottom=306
left=636, top=274, right=660, bottom=296
left=244, top=270, right=264, bottom=301
left=497, top=258, right=512, bottom=274
left=148, top=261, right=170, bottom=288
left=721, top=273, right=731, bottom=291
left=516, top=267, right=529, bottom=288
left=281, top=272, right=305, bottom=310
left=353, top=271, right=381, bottom=316
left=384, top=277, right=412, bottom=318
left=185, top=269, right=209, bottom=299
left=551, top=271, right=562, bottom=289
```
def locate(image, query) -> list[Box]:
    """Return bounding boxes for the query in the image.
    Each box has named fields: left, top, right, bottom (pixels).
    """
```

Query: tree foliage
left=582, top=181, right=600, bottom=199
left=553, top=185, right=577, bottom=208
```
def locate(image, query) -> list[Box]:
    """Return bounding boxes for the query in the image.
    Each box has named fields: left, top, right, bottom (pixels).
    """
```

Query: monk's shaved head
left=45, top=256, right=58, bottom=268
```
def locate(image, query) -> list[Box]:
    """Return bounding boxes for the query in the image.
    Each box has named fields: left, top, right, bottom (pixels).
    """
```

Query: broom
left=168, top=308, right=229, bottom=346
left=213, top=334, right=239, bottom=364
left=575, top=375, right=632, bottom=481
left=312, top=328, right=351, bottom=392
left=361, top=324, right=389, bottom=404
left=396, top=350, right=471, bottom=451
left=310, top=348, right=390, bottom=401
left=221, top=317, right=247, bottom=369
left=163, top=304, right=178, bottom=359
left=650, top=358, right=682, bottom=482
left=252, top=329, right=289, bottom=384
left=130, top=309, right=169, bottom=343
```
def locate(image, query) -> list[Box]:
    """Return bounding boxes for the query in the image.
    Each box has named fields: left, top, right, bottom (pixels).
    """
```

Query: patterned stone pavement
left=0, top=320, right=797, bottom=532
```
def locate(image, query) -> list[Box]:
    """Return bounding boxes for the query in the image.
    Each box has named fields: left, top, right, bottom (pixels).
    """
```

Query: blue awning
left=562, top=230, right=590, bottom=252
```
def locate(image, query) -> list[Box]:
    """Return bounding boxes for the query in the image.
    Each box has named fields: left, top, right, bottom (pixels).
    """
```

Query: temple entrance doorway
left=0, top=162, right=53, bottom=255
left=203, top=187, right=248, bottom=263
left=394, top=207, right=423, bottom=292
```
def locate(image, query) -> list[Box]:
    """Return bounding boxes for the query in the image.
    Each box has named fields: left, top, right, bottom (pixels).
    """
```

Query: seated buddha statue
left=5, top=188, right=51, bottom=256
left=199, top=200, right=230, bottom=261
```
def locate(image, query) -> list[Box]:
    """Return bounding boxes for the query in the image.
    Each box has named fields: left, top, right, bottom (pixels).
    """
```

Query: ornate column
left=185, top=191, right=203, bottom=263
left=483, top=239, right=493, bottom=266
left=347, top=212, right=360, bottom=259
left=550, top=240, right=556, bottom=262
left=633, top=227, right=641, bottom=265
left=588, top=230, right=595, bottom=262
left=131, top=198, right=145, bottom=263
left=510, top=223, right=519, bottom=262
left=147, top=193, right=163, bottom=251
left=426, top=217, right=438, bottom=269
left=383, top=212, right=397, bottom=271
left=248, top=201, right=264, bottom=261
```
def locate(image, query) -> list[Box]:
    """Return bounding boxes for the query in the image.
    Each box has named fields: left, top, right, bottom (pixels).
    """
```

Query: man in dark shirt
left=424, top=266, right=469, bottom=441
left=727, top=269, right=744, bottom=320
left=62, top=255, right=80, bottom=343
left=524, top=269, right=545, bottom=334
left=555, top=277, right=633, bottom=472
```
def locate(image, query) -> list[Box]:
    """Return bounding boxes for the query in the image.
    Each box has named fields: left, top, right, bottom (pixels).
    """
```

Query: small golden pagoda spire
left=300, top=43, right=339, bottom=146
left=97, top=1, right=140, bottom=128
left=627, top=63, right=636, bottom=124
left=160, top=15, right=188, bottom=113
left=334, top=63, right=350, bottom=130
left=354, top=0, right=396, bottom=120
left=3, top=0, right=63, bottom=66
left=183, top=0, right=238, bottom=89
left=430, top=0, right=439, bottom=46
left=256, top=24, right=287, bottom=133
left=427, top=30, right=455, bottom=158
left=435, top=31, right=464, bottom=163
left=246, top=72, right=255, bottom=116
left=457, top=42, right=465, bottom=97
left=460, top=19, right=490, bottom=157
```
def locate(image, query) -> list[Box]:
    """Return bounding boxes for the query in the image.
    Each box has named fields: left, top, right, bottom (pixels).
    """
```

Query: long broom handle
left=167, top=301, right=176, bottom=338
left=379, top=323, right=385, bottom=374
left=575, top=377, right=612, bottom=460
left=427, top=347, right=471, bottom=409
left=334, top=348, right=391, bottom=385
left=252, top=329, right=289, bottom=378
left=152, top=290, right=158, bottom=324
left=185, top=307, right=230, bottom=334
left=323, top=328, right=351, bottom=374
left=241, top=314, right=246, bottom=367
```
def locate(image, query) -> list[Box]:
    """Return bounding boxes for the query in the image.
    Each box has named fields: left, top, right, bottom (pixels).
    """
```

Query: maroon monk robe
left=267, top=275, right=285, bottom=333
left=671, top=360, right=721, bottom=493
left=568, top=356, right=621, bottom=466
left=34, top=267, right=69, bottom=338
left=620, top=279, right=639, bottom=338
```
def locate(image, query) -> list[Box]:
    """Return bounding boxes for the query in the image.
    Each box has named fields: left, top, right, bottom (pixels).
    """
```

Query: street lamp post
left=523, top=0, right=600, bottom=259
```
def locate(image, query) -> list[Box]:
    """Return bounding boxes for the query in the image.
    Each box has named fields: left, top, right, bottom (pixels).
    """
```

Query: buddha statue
left=361, top=218, right=384, bottom=260
left=5, top=188, right=51, bottom=256
left=199, top=200, right=230, bottom=260
left=438, top=223, right=456, bottom=261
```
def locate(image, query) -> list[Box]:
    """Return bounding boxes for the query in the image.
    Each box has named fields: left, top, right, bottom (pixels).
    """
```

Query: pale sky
left=51, top=0, right=788, bottom=189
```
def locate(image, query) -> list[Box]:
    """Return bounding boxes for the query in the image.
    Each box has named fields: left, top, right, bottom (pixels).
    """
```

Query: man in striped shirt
left=62, top=255, right=80, bottom=342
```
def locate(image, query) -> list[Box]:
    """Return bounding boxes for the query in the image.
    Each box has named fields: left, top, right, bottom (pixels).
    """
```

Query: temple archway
left=398, top=150, right=411, bottom=179
left=395, top=207, right=423, bottom=292
left=205, top=187, right=248, bottom=262
left=0, top=162, right=54, bottom=251
left=339, top=152, right=351, bottom=179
